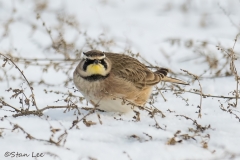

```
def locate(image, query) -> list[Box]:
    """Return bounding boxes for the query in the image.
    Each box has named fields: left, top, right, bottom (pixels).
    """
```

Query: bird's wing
left=105, top=53, right=162, bottom=89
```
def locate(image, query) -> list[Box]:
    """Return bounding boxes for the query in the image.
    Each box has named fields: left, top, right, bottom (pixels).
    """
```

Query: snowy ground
left=0, top=0, right=240, bottom=160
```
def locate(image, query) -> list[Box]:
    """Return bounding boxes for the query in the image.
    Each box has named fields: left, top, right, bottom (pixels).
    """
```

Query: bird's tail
left=162, top=76, right=189, bottom=85
left=154, top=68, right=189, bottom=85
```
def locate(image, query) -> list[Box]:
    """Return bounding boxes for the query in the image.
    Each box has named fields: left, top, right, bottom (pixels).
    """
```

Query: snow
left=0, top=0, right=240, bottom=160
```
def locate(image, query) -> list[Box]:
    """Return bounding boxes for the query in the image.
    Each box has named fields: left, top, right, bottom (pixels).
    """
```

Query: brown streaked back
left=105, top=52, right=163, bottom=89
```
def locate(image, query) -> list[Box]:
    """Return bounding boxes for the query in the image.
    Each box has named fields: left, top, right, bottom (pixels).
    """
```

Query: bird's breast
left=73, top=71, right=105, bottom=96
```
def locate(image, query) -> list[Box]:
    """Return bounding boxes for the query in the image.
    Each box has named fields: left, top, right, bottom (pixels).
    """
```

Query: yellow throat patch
left=86, top=64, right=105, bottom=75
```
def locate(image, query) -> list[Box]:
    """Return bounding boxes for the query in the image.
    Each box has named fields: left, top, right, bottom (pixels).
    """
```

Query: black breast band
left=81, top=74, right=109, bottom=81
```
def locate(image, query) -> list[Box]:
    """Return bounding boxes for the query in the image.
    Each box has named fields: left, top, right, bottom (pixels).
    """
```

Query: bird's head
left=77, top=50, right=111, bottom=78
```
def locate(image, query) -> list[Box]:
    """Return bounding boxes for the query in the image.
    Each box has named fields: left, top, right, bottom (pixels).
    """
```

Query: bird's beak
left=94, top=60, right=100, bottom=64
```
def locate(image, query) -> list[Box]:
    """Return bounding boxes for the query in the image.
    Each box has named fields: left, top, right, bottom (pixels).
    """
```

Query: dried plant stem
left=40, top=106, right=75, bottom=112
left=159, top=90, right=167, bottom=102
left=175, top=114, right=211, bottom=132
left=123, top=151, right=133, bottom=160
left=161, top=88, right=240, bottom=99
left=69, top=108, right=96, bottom=130
left=181, top=69, right=203, bottom=118
left=0, top=99, right=20, bottom=112
left=216, top=34, right=240, bottom=107
left=230, top=33, right=240, bottom=107
left=152, top=114, right=164, bottom=130
left=218, top=4, right=240, bottom=30
left=236, top=80, right=239, bottom=107
left=0, top=53, right=39, bottom=110
left=0, top=97, right=81, bottom=118
left=12, top=123, right=68, bottom=147
left=1, top=54, right=80, bottom=62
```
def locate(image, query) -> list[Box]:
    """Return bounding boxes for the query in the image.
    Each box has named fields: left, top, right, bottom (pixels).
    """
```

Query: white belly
left=87, top=96, right=134, bottom=113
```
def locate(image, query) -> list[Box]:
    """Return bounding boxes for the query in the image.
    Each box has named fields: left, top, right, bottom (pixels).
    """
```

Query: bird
left=73, top=50, right=188, bottom=113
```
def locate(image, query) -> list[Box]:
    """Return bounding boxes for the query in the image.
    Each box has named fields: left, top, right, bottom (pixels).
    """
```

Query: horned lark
left=73, top=50, right=188, bottom=113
